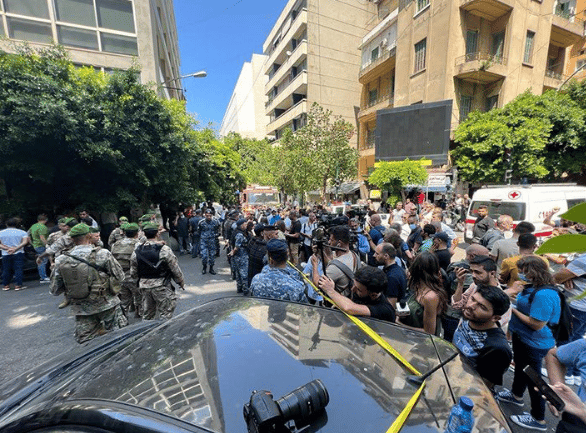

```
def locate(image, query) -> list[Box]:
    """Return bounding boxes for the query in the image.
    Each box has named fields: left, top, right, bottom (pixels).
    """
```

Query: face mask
left=518, top=273, right=530, bottom=283
left=409, top=224, right=418, bottom=230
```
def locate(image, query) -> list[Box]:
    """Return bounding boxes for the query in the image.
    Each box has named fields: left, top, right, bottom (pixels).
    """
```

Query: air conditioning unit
left=380, top=38, right=388, bottom=47
left=372, top=0, right=382, bottom=3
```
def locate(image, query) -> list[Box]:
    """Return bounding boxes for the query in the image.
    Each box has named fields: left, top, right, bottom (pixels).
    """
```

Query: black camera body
left=243, top=390, right=286, bottom=433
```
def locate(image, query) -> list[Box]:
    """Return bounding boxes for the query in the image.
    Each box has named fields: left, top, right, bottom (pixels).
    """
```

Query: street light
left=159, top=70, right=207, bottom=95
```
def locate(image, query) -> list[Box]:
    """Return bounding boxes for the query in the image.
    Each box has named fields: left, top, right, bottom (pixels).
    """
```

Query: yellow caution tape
left=291, top=262, right=426, bottom=433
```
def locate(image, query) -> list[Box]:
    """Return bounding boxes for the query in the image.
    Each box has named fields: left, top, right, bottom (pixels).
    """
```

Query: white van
left=465, top=184, right=586, bottom=243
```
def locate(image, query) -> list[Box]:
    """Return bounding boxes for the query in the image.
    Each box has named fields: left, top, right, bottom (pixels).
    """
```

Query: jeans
left=511, top=333, right=550, bottom=421
left=560, top=307, right=586, bottom=376
left=177, top=236, right=190, bottom=254
left=191, top=235, right=200, bottom=257
left=2, top=253, right=24, bottom=287
left=35, top=246, right=48, bottom=280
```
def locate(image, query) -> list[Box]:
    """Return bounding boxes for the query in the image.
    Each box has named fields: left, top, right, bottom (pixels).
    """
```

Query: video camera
left=243, top=379, right=329, bottom=433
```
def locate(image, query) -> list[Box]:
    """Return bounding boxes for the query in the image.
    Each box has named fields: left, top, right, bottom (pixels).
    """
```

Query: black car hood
left=0, top=297, right=511, bottom=432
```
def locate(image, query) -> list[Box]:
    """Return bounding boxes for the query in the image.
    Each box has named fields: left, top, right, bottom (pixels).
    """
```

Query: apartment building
left=0, top=0, right=183, bottom=99
left=564, top=0, right=586, bottom=81
left=219, top=54, right=268, bottom=140
left=357, top=0, right=585, bottom=179
left=262, top=0, right=377, bottom=147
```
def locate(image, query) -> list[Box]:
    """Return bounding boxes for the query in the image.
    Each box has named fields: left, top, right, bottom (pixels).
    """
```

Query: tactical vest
left=135, top=243, right=168, bottom=279
left=111, top=239, right=138, bottom=272
left=59, top=249, right=107, bottom=299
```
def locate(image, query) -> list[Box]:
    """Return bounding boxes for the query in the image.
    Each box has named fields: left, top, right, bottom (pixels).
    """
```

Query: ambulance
left=464, top=184, right=586, bottom=243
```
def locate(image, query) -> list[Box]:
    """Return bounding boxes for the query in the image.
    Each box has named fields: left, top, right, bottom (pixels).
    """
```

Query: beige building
left=564, top=0, right=586, bottom=81
left=219, top=54, right=268, bottom=140
left=262, top=0, right=377, bottom=147
left=357, top=0, right=584, bottom=179
left=0, top=0, right=183, bottom=99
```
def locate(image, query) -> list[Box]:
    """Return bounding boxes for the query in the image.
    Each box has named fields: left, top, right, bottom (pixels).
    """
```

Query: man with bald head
left=366, top=214, right=385, bottom=265
left=480, top=215, right=513, bottom=250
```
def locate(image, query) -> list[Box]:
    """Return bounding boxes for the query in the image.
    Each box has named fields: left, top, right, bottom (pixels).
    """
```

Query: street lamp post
left=159, top=70, right=207, bottom=95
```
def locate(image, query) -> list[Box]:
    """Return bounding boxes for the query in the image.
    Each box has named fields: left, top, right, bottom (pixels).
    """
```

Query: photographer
left=300, top=212, right=318, bottom=263
left=348, top=218, right=370, bottom=259
left=311, top=225, right=360, bottom=298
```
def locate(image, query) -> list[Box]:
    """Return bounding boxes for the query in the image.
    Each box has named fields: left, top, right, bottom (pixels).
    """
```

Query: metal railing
left=554, top=5, right=584, bottom=24
left=363, top=91, right=394, bottom=110
left=455, top=51, right=507, bottom=66
left=359, top=46, right=396, bottom=78
left=360, top=132, right=376, bottom=150
left=545, top=69, right=564, bottom=80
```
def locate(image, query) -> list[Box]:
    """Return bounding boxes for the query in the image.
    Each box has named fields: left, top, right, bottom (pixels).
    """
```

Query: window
left=96, top=0, right=135, bottom=33
left=576, top=58, right=586, bottom=72
left=57, top=25, right=99, bottom=50
left=4, top=0, right=49, bottom=19
left=524, top=31, right=535, bottom=64
left=7, top=17, right=53, bottom=43
left=368, top=88, right=378, bottom=105
left=414, top=39, right=426, bottom=73
left=416, top=0, right=430, bottom=12
left=471, top=201, right=526, bottom=221
left=100, top=33, right=138, bottom=56
left=54, top=0, right=96, bottom=27
left=492, top=31, right=505, bottom=60
left=486, top=95, right=498, bottom=111
left=466, top=30, right=478, bottom=58
left=460, top=95, right=472, bottom=122
left=371, top=46, right=379, bottom=62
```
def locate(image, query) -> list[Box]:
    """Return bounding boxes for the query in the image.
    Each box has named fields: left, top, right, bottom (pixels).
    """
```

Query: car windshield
left=470, top=200, right=526, bottom=221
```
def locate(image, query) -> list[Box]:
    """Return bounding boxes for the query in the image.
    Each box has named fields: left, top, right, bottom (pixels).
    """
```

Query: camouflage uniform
left=130, top=240, right=184, bottom=320
left=46, top=234, right=75, bottom=258
left=46, top=230, right=65, bottom=247
left=250, top=265, right=310, bottom=303
left=233, top=230, right=249, bottom=294
left=111, top=236, right=141, bottom=316
left=50, top=244, right=127, bottom=343
left=108, top=227, right=125, bottom=247
left=199, top=218, right=220, bottom=268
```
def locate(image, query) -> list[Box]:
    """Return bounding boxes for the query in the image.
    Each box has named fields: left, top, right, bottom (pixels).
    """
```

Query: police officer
left=248, top=224, right=278, bottom=286
left=250, top=239, right=309, bottom=303
left=111, top=223, right=142, bottom=317
left=228, top=218, right=250, bottom=294
left=130, top=222, right=184, bottom=320
left=224, top=210, right=239, bottom=279
left=189, top=209, right=203, bottom=258
left=50, top=223, right=127, bottom=343
left=199, top=209, right=220, bottom=275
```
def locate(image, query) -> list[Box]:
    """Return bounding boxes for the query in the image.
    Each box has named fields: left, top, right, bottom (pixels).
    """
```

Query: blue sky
left=174, top=0, right=288, bottom=129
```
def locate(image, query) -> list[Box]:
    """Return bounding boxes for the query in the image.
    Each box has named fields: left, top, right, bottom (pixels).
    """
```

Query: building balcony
left=265, top=70, right=307, bottom=113
left=266, top=40, right=307, bottom=92
left=544, top=68, right=565, bottom=88
left=551, top=11, right=584, bottom=47
left=358, top=92, right=394, bottom=120
left=460, top=0, right=513, bottom=21
left=454, top=52, right=507, bottom=84
left=359, top=46, right=396, bottom=84
left=264, top=9, right=308, bottom=72
left=266, top=99, right=307, bottom=136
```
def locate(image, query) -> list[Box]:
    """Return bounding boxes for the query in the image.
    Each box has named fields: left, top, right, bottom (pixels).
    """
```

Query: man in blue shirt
left=365, top=214, right=385, bottom=265
left=373, top=242, right=406, bottom=306
left=0, top=218, right=30, bottom=291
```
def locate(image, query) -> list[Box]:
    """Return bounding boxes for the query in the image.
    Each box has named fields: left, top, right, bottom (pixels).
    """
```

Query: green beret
left=89, top=226, right=101, bottom=233
left=125, top=223, right=139, bottom=231
left=119, top=216, right=129, bottom=222
left=58, top=217, right=67, bottom=224
left=142, top=222, right=159, bottom=231
left=69, top=223, right=90, bottom=237
left=139, top=214, right=153, bottom=222
left=63, top=217, right=76, bottom=225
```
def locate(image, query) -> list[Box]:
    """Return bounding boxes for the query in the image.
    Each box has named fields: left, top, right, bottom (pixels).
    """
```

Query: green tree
left=224, top=132, right=275, bottom=186
left=0, top=45, right=226, bottom=217
left=280, top=103, right=357, bottom=200
left=453, top=90, right=586, bottom=184
left=368, top=160, right=428, bottom=201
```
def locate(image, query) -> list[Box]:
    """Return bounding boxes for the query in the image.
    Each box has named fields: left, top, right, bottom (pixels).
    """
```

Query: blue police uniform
left=199, top=218, right=220, bottom=268
left=251, top=265, right=309, bottom=303
left=233, top=230, right=249, bottom=294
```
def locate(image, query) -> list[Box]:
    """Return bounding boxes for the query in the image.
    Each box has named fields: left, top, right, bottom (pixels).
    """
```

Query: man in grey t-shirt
left=490, top=221, right=535, bottom=269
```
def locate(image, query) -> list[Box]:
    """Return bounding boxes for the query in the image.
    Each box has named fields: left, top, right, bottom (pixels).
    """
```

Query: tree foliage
left=0, top=45, right=241, bottom=216
left=368, top=160, right=428, bottom=200
left=453, top=90, right=586, bottom=184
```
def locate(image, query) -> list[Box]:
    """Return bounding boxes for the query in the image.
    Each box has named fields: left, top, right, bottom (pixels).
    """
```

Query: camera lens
left=276, top=379, right=329, bottom=421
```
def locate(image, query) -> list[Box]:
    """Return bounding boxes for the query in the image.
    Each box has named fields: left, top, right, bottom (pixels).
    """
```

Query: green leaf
left=560, top=202, right=586, bottom=225
left=535, top=234, right=586, bottom=254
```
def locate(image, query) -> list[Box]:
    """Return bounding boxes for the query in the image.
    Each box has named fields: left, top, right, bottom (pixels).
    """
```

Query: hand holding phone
left=523, top=366, right=565, bottom=413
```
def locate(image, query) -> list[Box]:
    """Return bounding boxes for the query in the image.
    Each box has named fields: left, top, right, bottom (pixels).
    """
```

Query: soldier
left=107, top=216, right=129, bottom=248
left=130, top=222, right=185, bottom=320
left=199, top=209, right=220, bottom=275
left=50, top=223, right=127, bottom=343
left=228, top=218, right=250, bottom=294
left=250, top=239, right=309, bottom=303
left=46, top=218, right=69, bottom=247
left=111, top=223, right=142, bottom=318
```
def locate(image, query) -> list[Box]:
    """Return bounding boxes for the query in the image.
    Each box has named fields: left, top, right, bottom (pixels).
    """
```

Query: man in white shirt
left=0, top=218, right=30, bottom=291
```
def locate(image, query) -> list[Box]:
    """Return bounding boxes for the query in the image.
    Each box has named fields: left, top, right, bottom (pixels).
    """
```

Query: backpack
left=528, top=285, right=573, bottom=344
left=111, top=239, right=138, bottom=272
left=60, top=250, right=103, bottom=299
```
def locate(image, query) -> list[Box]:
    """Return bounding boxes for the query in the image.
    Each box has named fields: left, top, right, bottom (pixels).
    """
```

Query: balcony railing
left=265, top=69, right=307, bottom=108
left=359, top=46, right=396, bottom=78
left=545, top=69, right=564, bottom=80
left=268, top=38, right=307, bottom=82
left=554, top=5, right=584, bottom=23
left=363, top=91, right=394, bottom=110
left=360, top=133, right=375, bottom=150
left=269, top=98, right=306, bottom=123
left=455, top=51, right=507, bottom=66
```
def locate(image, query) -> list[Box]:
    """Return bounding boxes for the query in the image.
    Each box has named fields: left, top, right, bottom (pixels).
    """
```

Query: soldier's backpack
left=111, top=239, right=138, bottom=272
left=528, top=285, right=573, bottom=345
left=59, top=250, right=101, bottom=299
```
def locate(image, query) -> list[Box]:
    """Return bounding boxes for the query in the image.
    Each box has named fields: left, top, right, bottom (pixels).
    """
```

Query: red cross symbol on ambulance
left=508, top=191, right=520, bottom=200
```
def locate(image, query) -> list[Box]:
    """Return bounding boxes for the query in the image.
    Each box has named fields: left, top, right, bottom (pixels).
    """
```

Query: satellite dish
left=286, top=51, right=292, bottom=56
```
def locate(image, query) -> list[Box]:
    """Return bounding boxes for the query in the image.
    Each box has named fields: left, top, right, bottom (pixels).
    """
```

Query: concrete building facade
left=357, top=0, right=585, bottom=179
left=564, top=0, right=586, bottom=81
left=0, top=0, right=182, bottom=99
left=219, top=54, right=268, bottom=140
left=263, top=0, right=377, bottom=147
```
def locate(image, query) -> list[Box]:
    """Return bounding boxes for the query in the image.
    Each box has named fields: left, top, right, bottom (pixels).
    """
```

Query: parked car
left=0, top=297, right=512, bottom=432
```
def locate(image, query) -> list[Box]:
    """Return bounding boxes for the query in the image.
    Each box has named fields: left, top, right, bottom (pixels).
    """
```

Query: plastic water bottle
left=444, top=396, right=474, bottom=433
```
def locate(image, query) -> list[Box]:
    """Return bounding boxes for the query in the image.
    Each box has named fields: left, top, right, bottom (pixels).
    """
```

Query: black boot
left=202, top=265, right=207, bottom=275
left=209, top=265, right=216, bottom=275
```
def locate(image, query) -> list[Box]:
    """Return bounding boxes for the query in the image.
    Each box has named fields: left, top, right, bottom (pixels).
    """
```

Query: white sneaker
left=565, top=375, right=575, bottom=386
left=541, top=368, right=548, bottom=378
left=39, top=278, right=50, bottom=284
left=574, top=376, right=582, bottom=387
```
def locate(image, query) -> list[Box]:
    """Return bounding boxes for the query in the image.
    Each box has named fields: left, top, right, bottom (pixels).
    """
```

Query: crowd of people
left=1, top=196, right=585, bottom=430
